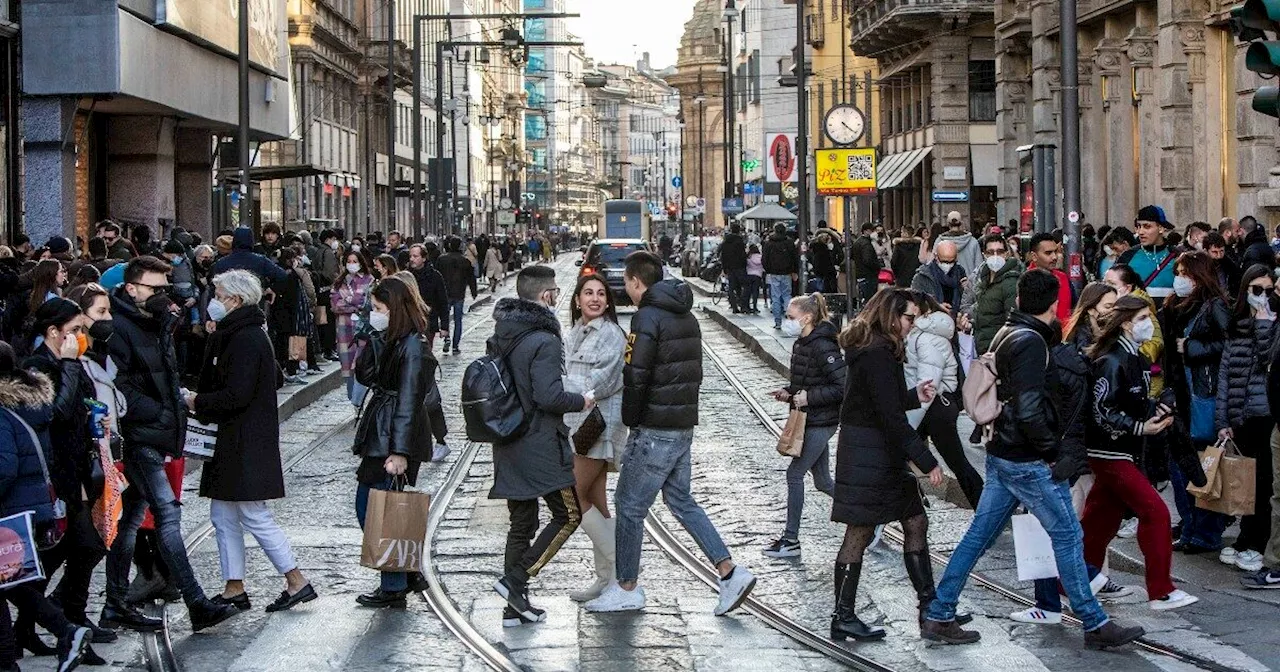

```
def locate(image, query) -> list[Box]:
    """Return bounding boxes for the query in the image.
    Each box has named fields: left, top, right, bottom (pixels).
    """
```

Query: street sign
left=931, top=190, right=970, bottom=202
left=521, top=192, right=536, bottom=201
left=721, top=197, right=744, bottom=215
left=672, top=176, right=683, bottom=188
left=696, top=197, right=707, bottom=209
left=814, top=148, right=877, bottom=196
left=1068, top=210, right=1080, bottom=223
left=743, top=182, right=763, bottom=195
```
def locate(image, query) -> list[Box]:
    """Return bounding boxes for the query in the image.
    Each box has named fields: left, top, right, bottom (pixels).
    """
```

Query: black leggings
left=837, top=513, right=928, bottom=564
left=504, top=487, right=582, bottom=583
left=919, top=393, right=985, bottom=508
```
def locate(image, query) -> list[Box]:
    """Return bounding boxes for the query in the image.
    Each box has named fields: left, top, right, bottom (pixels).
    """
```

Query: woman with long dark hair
left=563, top=273, right=628, bottom=603
left=1083, top=295, right=1200, bottom=611
left=1063, top=282, right=1117, bottom=349
left=351, top=276, right=445, bottom=608
left=1157, top=251, right=1231, bottom=552
left=1215, top=264, right=1277, bottom=572
left=830, top=289, right=945, bottom=641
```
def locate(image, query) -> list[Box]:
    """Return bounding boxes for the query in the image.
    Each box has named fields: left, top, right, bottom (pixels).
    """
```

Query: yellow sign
left=815, top=148, right=877, bottom=196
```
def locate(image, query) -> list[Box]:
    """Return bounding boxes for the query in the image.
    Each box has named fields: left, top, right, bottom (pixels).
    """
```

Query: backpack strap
left=1141, top=250, right=1176, bottom=290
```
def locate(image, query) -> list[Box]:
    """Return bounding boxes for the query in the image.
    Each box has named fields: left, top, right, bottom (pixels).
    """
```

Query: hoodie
left=212, top=228, right=289, bottom=289
left=486, top=298, right=584, bottom=500
left=936, top=230, right=982, bottom=280
left=623, top=280, right=702, bottom=429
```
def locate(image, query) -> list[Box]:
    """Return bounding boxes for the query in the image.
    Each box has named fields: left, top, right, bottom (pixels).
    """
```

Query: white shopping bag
left=1012, top=513, right=1059, bottom=581
left=957, top=332, right=977, bottom=377
left=183, top=418, right=218, bottom=460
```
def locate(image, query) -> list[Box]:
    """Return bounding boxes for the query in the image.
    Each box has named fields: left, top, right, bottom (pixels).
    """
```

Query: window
left=750, top=50, right=761, bottom=103
left=968, top=60, right=996, bottom=122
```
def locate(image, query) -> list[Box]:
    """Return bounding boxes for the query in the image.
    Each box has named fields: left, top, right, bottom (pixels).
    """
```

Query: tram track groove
left=697, top=314, right=1245, bottom=672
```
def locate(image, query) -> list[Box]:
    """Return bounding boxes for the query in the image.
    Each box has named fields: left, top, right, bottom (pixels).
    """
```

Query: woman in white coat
left=905, top=291, right=984, bottom=508
left=562, top=273, right=629, bottom=603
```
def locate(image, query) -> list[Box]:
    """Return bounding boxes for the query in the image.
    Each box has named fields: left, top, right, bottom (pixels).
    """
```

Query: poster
left=159, top=0, right=287, bottom=75
left=765, top=133, right=798, bottom=183
left=814, top=148, right=877, bottom=196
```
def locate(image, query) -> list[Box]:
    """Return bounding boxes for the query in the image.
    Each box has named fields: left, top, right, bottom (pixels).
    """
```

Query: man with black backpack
left=486, top=265, right=595, bottom=627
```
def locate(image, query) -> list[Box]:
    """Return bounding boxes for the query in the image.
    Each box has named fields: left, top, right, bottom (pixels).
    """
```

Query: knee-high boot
left=904, top=550, right=972, bottom=627
left=570, top=508, right=616, bottom=602
left=831, top=562, right=886, bottom=641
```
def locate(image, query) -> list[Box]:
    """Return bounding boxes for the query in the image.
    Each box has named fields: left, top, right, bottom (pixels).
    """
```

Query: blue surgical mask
left=206, top=299, right=228, bottom=322
left=170, top=256, right=183, bottom=266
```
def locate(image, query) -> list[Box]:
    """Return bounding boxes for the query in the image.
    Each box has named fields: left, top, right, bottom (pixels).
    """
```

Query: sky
left=566, top=0, right=697, bottom=69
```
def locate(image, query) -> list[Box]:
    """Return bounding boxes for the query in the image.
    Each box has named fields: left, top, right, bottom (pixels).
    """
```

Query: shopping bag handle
left=1216, top=436, right=1241, bottom=457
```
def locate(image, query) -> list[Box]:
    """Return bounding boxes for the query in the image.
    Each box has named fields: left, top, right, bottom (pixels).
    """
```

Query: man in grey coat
left=489, top=264, right=595, bottom=626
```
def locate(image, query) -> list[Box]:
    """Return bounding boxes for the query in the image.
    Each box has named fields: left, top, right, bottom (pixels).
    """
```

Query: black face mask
left=87, top=319, right=115, bottom=343
left=143, top=292, right=172, bottom=316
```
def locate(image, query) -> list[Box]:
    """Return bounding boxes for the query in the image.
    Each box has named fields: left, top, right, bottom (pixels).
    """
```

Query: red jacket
left=1030, top=264, right=1073, bottom=323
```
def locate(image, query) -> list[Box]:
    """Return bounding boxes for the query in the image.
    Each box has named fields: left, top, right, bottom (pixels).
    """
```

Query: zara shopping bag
left=1194, top=439, right=1256, bottom=516
left=1012, top=512, right=1059, bottom=581
left=0, top=512, right=46, bottom=588
left=360, top=487, right=431, bottom=573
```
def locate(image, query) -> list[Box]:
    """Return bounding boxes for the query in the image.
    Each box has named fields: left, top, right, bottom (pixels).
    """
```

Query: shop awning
left=971, top=145, right=1000, bottom=187
left=877, top=146, right=933, bottom=190
left=736, top=202, right=798, bottom=221
left=218, top=164, right=333, bottom=183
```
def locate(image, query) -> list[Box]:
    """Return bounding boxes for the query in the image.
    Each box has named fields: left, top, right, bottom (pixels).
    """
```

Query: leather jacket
left=353, top=332, right=437, bottom=468
left=987, top=312, right=1060, bottom=463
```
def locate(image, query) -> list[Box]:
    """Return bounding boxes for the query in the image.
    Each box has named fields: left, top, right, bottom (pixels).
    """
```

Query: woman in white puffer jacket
left=905, top=291, right=984, bottom=508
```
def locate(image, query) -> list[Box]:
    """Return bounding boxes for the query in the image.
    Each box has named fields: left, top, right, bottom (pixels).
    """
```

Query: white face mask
left=1131, top=317, right=1155, bottom=343
left=1103, top=245, right=1114, bottom=257
left=1173, top=276, right=1195, bottom=298
left=985, top=255, right=1006, bottom=273
left=1248, top=292, right=1271, bottom=311
left=329, top=240, right=340, bottom=251
left=351, top=244, right=362, bottom=253
left=206, top=299, right=229, bottom=322
left=781, top=318, right=803, bottom=338
left=369, top=311, right=390, bottom=332
left=346, top=262, right=361, bottom=274
left=937, top=262, right=955, bottom=274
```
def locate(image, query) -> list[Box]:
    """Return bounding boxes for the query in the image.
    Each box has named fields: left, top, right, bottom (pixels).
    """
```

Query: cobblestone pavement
left=43, top=257, right=1273, bottom=672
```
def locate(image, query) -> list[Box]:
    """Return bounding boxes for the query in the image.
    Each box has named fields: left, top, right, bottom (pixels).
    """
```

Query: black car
left=578, top=239, right=652, bottom=305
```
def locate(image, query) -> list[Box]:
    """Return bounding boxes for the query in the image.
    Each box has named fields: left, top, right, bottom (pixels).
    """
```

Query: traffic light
left=1234, top=0, right=1280, bottom=117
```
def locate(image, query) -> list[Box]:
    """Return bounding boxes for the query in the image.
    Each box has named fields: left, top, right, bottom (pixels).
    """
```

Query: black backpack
left=461, top=332, right=534, bottom=443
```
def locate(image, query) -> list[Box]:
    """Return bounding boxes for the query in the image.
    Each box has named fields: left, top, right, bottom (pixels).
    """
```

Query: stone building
left=995, top=0, right=1275, bottom=230
left=670, top=0, right=729, bottom=231
left=848, top=0, right=998, bottom=231
left=0, top=1, right=16, bottom=242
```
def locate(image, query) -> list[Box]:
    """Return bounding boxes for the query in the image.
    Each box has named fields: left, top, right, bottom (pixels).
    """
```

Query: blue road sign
left=721, top=197, right=744, bottom=215
left=672, top=176, right=683, bottom=188
left=931, top=190, right=970, bottom=203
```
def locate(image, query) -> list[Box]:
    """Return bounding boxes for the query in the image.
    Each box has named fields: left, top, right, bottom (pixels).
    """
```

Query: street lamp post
left=695, top=91, right=707, bottom=264
left=794, top=0, right=809, bottom=293
left=723, top=0, right=739, bottom=206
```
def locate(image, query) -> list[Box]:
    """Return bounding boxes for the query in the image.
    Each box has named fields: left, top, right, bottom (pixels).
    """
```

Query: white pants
left=209, top=499, right=298, bottom=582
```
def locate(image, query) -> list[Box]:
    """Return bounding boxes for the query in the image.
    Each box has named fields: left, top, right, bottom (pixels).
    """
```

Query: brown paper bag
left=287, top=335, right=307, bottom=361
left=1186, top=440, right=1227, bottom=500
left=314, top=306, right=329, bottom=326
left=776, top=409, right=806, bottom=457
left=1196, top=440, right=1255, bottom=516
left=360, top=488, right=431, bottom=572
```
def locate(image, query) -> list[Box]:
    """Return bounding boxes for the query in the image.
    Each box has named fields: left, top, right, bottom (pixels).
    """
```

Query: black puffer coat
left=353, top=329, right=441, bottom=486
left=1049, top=339, right=1091, bottom=480
left=832, top=336, right=937, bottom=527
left=108, top=287, right=185, bottom=456
left=23, top=346, right=95, bottom=504
left=786, top=320, right=845, bottom=428
left=195, top=306, right=285, bottom=502
left=487, top=298, right=583, bottom=500
left=1162, top=297, right=1230, bottom=401
left=623, top=280, right=701, bottom=429
left=1215, top=316, right=1278, bottom=431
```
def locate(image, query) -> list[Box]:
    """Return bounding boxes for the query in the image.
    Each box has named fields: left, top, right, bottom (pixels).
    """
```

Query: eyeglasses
left=133, top=282, right=171, bottom=293
left=1250, top=285, right=1272, bottom=296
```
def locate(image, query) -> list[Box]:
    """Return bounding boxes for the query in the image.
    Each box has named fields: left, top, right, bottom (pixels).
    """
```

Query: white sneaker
left=1149, top=589, right=1199, bottom=611
left=1219, top=547, right=1239, bottom=565
left=1236, top=550, right=1265, bottom=573
left=714, top=566, right=756, bottom=616
left=1009, top=607, right=1063, bottom=625
left=1116, top=519, right=1139, bottom=539
left=584, top=583, right=645, bottom=613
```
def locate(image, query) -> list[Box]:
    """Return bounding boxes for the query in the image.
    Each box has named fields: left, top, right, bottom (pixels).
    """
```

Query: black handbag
left=572, top=406, right=606, bottom=456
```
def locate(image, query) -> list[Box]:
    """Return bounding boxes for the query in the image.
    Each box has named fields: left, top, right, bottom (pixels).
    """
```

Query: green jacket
left=972, top=259, right=1024, bottom=354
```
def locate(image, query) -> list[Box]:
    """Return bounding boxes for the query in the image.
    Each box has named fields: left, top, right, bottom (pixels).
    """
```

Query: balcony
left=848, top=0, right=994, bottom=59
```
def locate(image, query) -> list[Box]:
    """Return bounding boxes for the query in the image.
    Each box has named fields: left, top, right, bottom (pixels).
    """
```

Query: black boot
left=904, top=551, right=972, bottom=626
left=99, top=598, right=162, bottom=633
left=188, top=597, right=240, bottom=633
left=830, top=562, right=886, bottom=641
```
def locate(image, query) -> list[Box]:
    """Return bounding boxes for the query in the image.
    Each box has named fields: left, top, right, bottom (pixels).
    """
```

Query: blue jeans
left=1034, top=564, right=1101, bottom=613
left=614, top=427, right=731, bottom=582
left=784, top=425, right=836, bottom=540
left=355, top=478, right=408, bottom=592
left=926, top=455, right=1109, bottom=631
left=766, top=274, right=791, bottom=326
left=448, top=299, right=465, bottom=349
left=106, top=445, right=204, bottom=605
left=1170, top=459, right=1229, bottom=548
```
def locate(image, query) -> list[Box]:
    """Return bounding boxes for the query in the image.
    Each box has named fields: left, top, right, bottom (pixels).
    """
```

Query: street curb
left=277, top=366, right=344, bottom=423
left=702, top=304, right=1151, bottom=577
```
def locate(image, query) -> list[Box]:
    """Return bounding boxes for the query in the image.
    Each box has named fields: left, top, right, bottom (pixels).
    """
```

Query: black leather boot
left=904, top=550, right=972, bottom=626
left=831, top=562, right=886, bottom=641
left=100, top=598, right=162, bottom=632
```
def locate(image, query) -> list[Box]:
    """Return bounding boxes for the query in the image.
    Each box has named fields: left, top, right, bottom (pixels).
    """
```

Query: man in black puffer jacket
left=586, top=252, right=756, bottom=616
left=1238, top=216, right=1276, bottom=273
left=720, top=224, right=749, bottom=314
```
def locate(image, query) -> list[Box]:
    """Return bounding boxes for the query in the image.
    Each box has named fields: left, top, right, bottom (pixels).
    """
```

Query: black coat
left=851, top=236, right=881, bottom=281
left=623, top=280, right=702, bottom=429
left=486, top=298, right=583, bottom=500
left=1089, top=337, right=1150, bottom=462
left=786, top=320, right=845, bottom=427
left=1241, top=227, right=1276, bottom=273
left=833, top=336, right=937, bottom=527
left=986, top=313, right=1060, bottom=463
left=0, top=371, right=58, bottom=524
left=108, top=288, right=186, bottom=456
left=762, top=233, right=797, bottom=276
left=194, top=306, right=285, bottom=501
left=267, top=270, right=303, bottom=337
left=410, top=264, right=450, bottom=333
left=1049, top=339, right=1091, bottom=480
left=436, top=252, right=478, bottom=302
left=721, top=233, right=748, bottom=272
left=890, top=239, right=922, bottom=288
left=353, top=330, right=440, bottom=486
left=23, top=347, right=95, bottom=504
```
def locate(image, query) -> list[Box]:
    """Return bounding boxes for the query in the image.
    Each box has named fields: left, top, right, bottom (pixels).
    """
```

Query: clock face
left=824, top=105, right=865, bottom=146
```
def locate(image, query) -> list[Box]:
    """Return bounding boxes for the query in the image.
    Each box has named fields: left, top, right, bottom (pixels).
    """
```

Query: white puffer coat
left=904, top=311, right=959, bottom=425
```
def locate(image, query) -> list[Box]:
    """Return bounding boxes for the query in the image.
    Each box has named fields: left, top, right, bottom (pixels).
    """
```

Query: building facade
left=670, top=0, right=729, bottom=231
left=0, top=1, right=17, bottom=243
left=599, top=58, right=681, bottom=216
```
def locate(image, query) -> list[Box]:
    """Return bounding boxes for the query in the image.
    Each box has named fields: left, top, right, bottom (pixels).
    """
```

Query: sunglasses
left=1250, top=285, right=1273, bottom=296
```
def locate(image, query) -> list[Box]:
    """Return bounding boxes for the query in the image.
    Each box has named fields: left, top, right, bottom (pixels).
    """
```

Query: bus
left=600, top=199, right=650, bottom=240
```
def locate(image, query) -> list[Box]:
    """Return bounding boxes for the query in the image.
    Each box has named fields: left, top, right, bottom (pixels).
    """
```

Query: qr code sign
left=847, top=154, right=874, bottom=181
